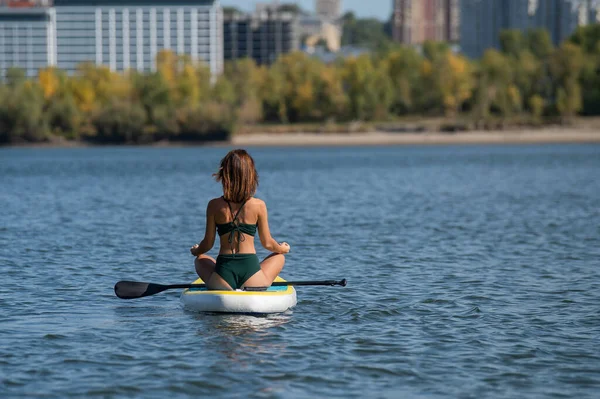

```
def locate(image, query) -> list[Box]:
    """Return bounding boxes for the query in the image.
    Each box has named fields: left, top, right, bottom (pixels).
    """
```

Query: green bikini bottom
left=215, top=254, right=261, bottom=290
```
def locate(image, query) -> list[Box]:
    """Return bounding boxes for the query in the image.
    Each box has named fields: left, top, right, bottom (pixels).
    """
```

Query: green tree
left=384, top=47, right=423, bottom=115
left=341, top=12, right=392, bottom=50
left=569, top=24, right=600, bottom=53
left=342, top=54, right=393, bottom=121
left=177, top=102, right=234, bottom=140
left=569, top=25, right=600, bottom=115
left=499, top=30, right=526, bottom=58
left=528, top=94, right=545, bottom=123
left=5, top=67, right=26, bottom=88
left=526, top=29, right=554, bottom=59
left=223, top=59, right=265, bottom=124
left=314, top=64, right=348, bottom=121
left=475, top=49, right=518, bottom=119
left=549, top=42, right=584, bottom=120
left=0, top=81, right=48, bottom=142
left=437, top=52, right=475, bottom=116
left=512, top=50, right=542, bottom=108
left=46, top=92, right=80, bottom=138
left=422, top=41, right=450, bottom=62
left=89, top=99, right=146, bottom=143
left=131, top=71, right=171, bottom=127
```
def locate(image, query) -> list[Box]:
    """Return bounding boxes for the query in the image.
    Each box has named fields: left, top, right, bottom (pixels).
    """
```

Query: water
left=1, top=144, right=599, bottom=398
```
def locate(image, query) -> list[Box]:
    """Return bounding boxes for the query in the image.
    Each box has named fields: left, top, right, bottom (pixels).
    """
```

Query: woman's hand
left=190, top=244, right=202, bottom=256
left=279, top=242, right=291, bottom=254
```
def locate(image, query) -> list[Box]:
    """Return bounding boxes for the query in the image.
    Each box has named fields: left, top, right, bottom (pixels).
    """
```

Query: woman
left=190, top=149, right=290, bottom=291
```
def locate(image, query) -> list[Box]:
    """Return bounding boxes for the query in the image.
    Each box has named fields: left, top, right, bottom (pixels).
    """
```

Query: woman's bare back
left=213, top=197, right=260, bottom=255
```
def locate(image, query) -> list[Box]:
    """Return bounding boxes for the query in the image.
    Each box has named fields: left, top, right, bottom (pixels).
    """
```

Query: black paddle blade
left=114, top=281, right=169, bottom=299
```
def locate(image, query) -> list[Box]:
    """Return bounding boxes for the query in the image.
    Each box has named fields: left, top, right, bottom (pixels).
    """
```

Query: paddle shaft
left=164, top=279, right=346, bottom=290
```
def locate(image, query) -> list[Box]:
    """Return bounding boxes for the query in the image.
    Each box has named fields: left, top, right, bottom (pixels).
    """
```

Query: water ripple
left=1, top=145, right=599, bottom=398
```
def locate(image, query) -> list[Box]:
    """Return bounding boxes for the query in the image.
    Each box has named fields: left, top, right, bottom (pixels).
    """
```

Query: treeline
left=0, top=26, right=599, bottom=145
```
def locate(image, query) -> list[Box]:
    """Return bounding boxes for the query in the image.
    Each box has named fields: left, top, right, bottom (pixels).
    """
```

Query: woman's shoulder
left=207, top=197, right=225, bottom=210
left=248, top=197, right=266, bottom=208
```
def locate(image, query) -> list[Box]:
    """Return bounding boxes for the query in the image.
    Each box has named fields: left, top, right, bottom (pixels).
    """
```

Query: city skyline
left=221, top=0, right=391, bottom=20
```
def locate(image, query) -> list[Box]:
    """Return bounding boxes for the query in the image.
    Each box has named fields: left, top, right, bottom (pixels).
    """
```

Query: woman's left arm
left=191, top=201, right=216, bottom=256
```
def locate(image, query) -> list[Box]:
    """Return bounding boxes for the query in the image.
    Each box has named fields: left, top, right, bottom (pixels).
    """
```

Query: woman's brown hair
left=214, top=149, right=259, bottom=203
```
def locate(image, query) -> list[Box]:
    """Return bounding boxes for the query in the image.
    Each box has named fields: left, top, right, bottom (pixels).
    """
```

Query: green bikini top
left=216, top=198, right=257, bottom=245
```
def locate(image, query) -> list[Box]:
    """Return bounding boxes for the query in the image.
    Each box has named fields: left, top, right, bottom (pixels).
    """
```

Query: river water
left=1, top=144, right=599, bottom=398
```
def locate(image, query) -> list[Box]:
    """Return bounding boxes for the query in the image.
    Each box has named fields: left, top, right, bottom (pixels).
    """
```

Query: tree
left=272, top=52, right=321, bottom=122
left=131, top=71, right=171, bottom=127
left=342, top=54, right=393, bottom=121
left=526, top=29, right=553, bottom=60
left=422, top=41, right=450, bottom=62
left=90, top=99, right=146, bottom=143
left=0, top=81, right=48, bottom=142
left=528, top=94, right=545, bottom=123
left=314, top=64, right=348, bottom=121
left=499, top=30, right=526, bottom=58
left=223, top=59, right=265, bottom=124
left=475, top=49, right=517, bottom=119
left=341, top=13, right=392, bottom=50
left=5, top=67, right=26, bottom=88
left=511, top=50, right=543, bottom=112
left=569, top=24, right=600, bottom=54
left=384, top=47, right=423, bottom=114
left=38, top=67, right=61, bottom=99
left=437, top=52, right=475, bottom=117
left=549, top=42, right=584, bottom=120
left=46, top=92, right=81, bottom=138
left=569, top=25, right=600, bottom=115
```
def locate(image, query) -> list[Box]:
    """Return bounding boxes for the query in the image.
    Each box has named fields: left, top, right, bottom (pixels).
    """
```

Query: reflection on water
left=192, top=312, right=292, bottom=366
left=193, top=312, right=293, bottom=336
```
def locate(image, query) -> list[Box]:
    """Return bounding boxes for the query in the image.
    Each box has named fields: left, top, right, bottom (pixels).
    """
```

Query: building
left=1, top=0, right=223, bottom=78
left=316, top=0, right=341, bottom=21
left=460, top=0, right=600, bottom=59
left=0, top=1, right=56, bottom=78
left=591, top=0, right=600, bottom=21
left=53, top=0, right=222, bottom=75
left=299, top=13, right=341, bottom=52
left=223, top=7, right=299, bottom=65
left=392, top=0, right=460, bottom=45
left=446, top=0, right=460, bottom=42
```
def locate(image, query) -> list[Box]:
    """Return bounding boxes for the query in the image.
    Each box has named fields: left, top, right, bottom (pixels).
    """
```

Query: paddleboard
left=180, top=276, right=297, bottom=314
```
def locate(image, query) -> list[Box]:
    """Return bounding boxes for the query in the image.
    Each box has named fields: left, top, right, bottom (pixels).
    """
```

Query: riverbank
left=231, top=128, right=600, bottom=147
left=4, top=126, right=600, bottom=149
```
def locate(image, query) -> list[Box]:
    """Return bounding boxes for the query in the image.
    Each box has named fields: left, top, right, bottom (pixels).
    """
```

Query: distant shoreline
left=231, top=128, right=600, bottom=147
left=4, top=127, right=600, bottom=149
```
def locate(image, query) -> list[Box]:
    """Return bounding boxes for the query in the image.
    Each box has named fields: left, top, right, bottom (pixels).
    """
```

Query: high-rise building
left=0, top=0, right=223, bottom=77
left=223, top=7, right=299, bottom=65
left=392, top=0, right=460, bottom=44
left=446, top=0, right=460, bottom=42
left=460, top=0, right=599, bottom=59
left=591, top=0, right=600, bottom=22
left=53, top=0, right=222, bottom=75
left=0, top=1, right=56, bottom=78
left=316, top=0, right=341, bottom=21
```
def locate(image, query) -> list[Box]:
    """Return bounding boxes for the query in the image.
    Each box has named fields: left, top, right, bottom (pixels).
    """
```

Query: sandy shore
left=231, top=128, right=600, bottom=147
left=4, top=127, right=600, bottom=149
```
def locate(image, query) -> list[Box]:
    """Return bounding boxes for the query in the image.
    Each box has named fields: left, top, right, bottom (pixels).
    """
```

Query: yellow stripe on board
left=182, top=276, right=294, bottom=296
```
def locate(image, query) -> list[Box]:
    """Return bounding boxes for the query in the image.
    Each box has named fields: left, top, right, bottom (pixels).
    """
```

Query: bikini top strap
left=223, top=197, right=247, bottom=224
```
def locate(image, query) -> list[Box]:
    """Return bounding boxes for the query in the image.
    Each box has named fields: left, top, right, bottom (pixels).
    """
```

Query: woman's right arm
left=257, top=200, right=290, bottom=254
left=190, top=200, right=216, bottom=256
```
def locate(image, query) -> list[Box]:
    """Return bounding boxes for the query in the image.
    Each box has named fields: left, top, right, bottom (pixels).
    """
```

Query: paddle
left=114, top=279, right=347, bottom=300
